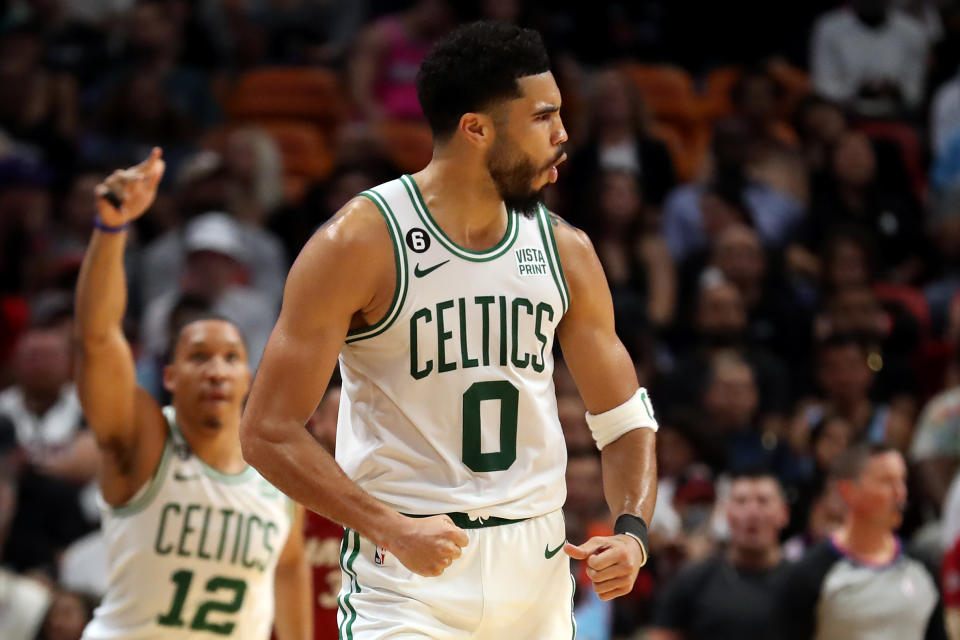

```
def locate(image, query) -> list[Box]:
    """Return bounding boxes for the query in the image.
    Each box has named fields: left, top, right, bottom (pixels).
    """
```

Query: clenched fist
left=389, top=515, right=469, bottom=577
left=565, top=534, right=646, bottom=601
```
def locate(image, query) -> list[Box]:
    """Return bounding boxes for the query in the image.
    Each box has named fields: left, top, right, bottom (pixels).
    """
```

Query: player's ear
left=162, top=364, right=176, bottom=394
left=458, top=112, right=494, bottom=149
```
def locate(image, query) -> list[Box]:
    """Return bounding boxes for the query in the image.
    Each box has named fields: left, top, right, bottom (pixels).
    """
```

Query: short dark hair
left=816, top=331, right=868, bottom=360
left=164, top=296, right=245, bottom=363
left=729, top=467, right=787, bottom=501
left=416, top=21, right=551, bottom=141
left=830, top=442, right=898, bottom=482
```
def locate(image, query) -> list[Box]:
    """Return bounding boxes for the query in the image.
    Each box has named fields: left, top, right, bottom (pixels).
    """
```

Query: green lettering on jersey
left=436, top=300, right=456, bottom=373
left=511, top=297, right=533, bottom=369
left=458, top=298, right=479, bottom=369
left=242, top=515, right=262, bottom=570
left=533, top=302, right=554, bottom=373
left=216, top=509, right=234, bottom=561
left=197, top=506, right=213, bottom=560
left=155, top=503, right=180, bottom=555
left=178, top=503, right=202, bottom=558
left=410, top=308, right=433, bottom=379
left=475, top=296, right=495, bottom=366
left=498, top=296, right=508, bottom=366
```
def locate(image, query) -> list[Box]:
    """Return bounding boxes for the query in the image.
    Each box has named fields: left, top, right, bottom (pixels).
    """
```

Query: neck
left=727, top=543, right=781, bottom=572
left=835, top=519, right=896, bottom=564
left=23, top=387, right=61, bottom=417
left=174, top=406, right=247, bottom=474
left=413, top=152, right=511, bottom=250
left=831, top=397, right=872, bottom=431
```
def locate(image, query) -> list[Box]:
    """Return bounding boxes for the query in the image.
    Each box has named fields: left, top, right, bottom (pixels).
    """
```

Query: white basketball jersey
left=83, top=407, right=293, bottom=640
left=337, top=175, right=570, bottom=520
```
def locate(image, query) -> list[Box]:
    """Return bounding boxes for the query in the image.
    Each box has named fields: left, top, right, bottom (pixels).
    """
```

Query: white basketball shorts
left=336, top=509, right=576, bottom=639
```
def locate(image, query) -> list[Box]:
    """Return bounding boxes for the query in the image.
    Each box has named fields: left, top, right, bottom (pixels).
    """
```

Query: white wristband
left=584, top=388, right=658, bottom=450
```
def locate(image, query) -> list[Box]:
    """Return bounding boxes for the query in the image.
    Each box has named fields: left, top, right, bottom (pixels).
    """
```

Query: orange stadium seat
left=225, top=67, right=347, bottom=127
left=702, top=66, right=742, bottom=121
left=650, top=122, right=703, bottom=182
left=376, top=120, right=434, bottom=173
left=619, top=64, right=702, bottom=126
left=257, top=121, right=335, bottom=201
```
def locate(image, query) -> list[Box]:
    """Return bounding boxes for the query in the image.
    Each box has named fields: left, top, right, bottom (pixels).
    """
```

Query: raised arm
left=553, top=214, right=657, bottom=601
left=240, top=198, right=467, bottom=577
left=74, top=148, right=168, bottom=506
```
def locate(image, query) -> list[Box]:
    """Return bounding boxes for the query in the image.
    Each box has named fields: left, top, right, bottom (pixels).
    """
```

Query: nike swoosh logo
left=414, top=260, right=449, bottom=278
left=545, top=540, right=566, bottom=559
left=173, top=471, right=200, bottom=481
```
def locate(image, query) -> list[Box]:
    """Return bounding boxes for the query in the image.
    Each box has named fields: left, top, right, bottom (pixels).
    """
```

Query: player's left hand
left=564, top=535, right=646, bottom=601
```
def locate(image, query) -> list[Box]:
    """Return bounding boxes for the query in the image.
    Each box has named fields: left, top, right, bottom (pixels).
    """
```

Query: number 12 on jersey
left=462, top=380, right=519, bottom=472
left=157, top=569, right=247, bottom=635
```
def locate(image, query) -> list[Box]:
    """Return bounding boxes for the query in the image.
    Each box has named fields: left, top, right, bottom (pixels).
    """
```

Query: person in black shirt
left=649, top=469, right=791, bottom=640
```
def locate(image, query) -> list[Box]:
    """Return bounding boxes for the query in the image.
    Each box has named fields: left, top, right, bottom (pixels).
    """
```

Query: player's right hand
left=95, top=147, right=165, bottom=227
left=390, top=514, right=469, bottom=577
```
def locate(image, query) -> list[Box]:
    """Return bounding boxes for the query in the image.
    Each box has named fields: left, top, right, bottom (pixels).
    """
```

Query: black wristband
left=614, top=514, right=649, bottom=563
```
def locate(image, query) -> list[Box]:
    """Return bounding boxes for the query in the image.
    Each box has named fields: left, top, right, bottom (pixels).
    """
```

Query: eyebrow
left=532, top=104, right=560, bottom=117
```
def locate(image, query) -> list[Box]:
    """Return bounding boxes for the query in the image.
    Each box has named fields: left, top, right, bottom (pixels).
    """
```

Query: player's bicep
left=554, top=222, right=638, bottom=413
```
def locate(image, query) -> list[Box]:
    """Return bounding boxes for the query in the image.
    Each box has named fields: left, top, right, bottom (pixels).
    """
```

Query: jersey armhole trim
left=109, top=433, right=173, bottom=518
left=345, top=190, right=409, bottom=343
left=537, top=205, right=570, bottom=314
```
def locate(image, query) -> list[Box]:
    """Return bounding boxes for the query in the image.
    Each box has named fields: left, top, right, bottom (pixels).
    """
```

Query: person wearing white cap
left=140, top=211, right=277, bottom=374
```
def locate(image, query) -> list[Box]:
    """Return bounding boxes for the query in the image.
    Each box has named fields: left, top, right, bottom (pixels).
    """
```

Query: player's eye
left=225, top=352, right=240, bottom=363
left=190, top=352, right=209, bottom=362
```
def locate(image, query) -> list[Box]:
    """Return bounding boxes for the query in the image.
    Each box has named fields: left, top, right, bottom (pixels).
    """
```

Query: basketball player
left=74, top=150, right=312, bottom=639
left=241, top=22, right=658, bottom=638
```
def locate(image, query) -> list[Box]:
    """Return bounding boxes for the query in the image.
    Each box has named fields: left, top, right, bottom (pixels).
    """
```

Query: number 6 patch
left=405, top=228, right=430, bottom=253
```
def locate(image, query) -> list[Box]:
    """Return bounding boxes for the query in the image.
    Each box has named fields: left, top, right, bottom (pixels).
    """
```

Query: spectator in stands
left=567, top=68, right=676, bottom=221
left=811, top=0, right=929, bottom=117
left=662, top=119, right=804, bottom=264
left=589, top=170, right=676, bottom=349
left=934, top=129, right=960, bottom=195
left=140, top=159, right=288, bottom=310
left=0, top=156, right=56, bottom=295
left=139, top=212, right=277, bottom=372
left=910, top=345, right=960, bottom=513
left=778, top=444, right=939, bottom=640
left=0, top=22, right=77, bottom=167
left=931, top=64, right=960, bottom=155
left=657, top=276, right=790, bottom=432
left=253, top=0, right=366, bottom=65
left=0, top=326, right=97, bottom=572
left=784, top=414, right=854, bottom=538
left=729, top=66, right=799, bottom=151
left=814, top=284, right=919, bottom=403
left=650, top=469, right=790, bottom=640
left=924, top=187, right=960, bottom=334
left=801, top=130, right=924, bottom=282
left=797, top=333, right=913, bottom=453
left=697, top=353, right=792, bottom=474
left=221, top=127, right=285, bottom=220
left=349, top=0, right=455, bottom=121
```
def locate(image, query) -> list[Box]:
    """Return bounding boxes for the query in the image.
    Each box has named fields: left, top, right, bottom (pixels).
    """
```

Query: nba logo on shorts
left=375, top=546, right=387, bottom=566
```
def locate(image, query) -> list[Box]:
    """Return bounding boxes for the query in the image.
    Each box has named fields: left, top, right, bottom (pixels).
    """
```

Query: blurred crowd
left=2, top=0, right=960, bottom=638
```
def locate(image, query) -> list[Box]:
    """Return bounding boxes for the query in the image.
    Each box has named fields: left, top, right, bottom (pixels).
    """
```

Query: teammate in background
left=74, top=149, right=312, bottom=640
left=241, top=22, right=657, bottom=638
left=777, top=444, right=939, bottom=640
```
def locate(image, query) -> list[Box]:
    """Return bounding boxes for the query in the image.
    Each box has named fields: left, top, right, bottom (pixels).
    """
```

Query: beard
left=486, top=136, right=561, bottom=219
